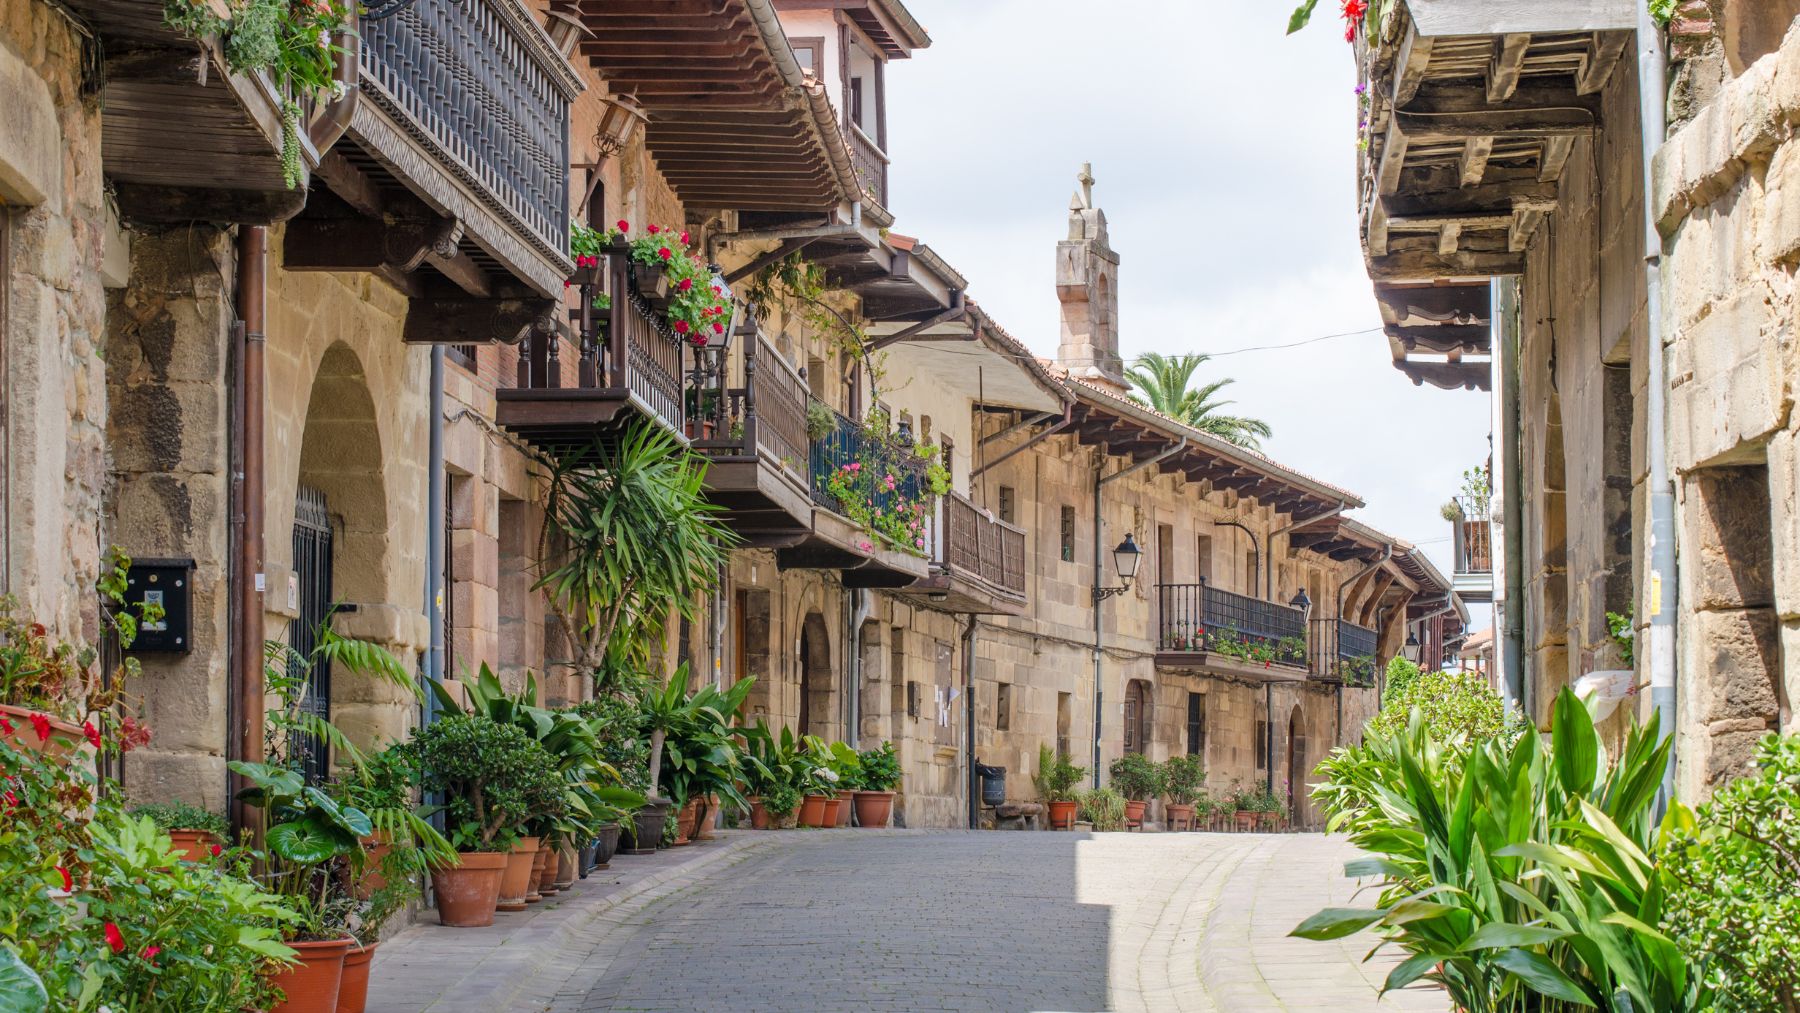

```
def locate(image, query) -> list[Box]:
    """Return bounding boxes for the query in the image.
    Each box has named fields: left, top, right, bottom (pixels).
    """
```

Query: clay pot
left=525, top=846, right=547, bottom=902
left=431, top=852, right=506, bottom=927
left=1234, top=809, right=1258, bottom=832
left=593, top=824, right=621, bottom=867
left=853, top=790, right=894, bottom=828
left=695, top=794, right=718, bottom=840
left=498, top=836, right=540, bottom=912
left=335, top=941, right=378, bottom=1013
left=835, top=790, right=856, bottom=827
left=629, top=800, right=669, bottom=854
left=1047, top=800, right=1078, bottom=830
left=555, top=841, right=578, bottom=890
left=0, top=704, right=84, bottom=760
left=356, top=833, right=392, bottom=900
left=673, top=799, right=698, bottom=845
left=167, top=829, right=221, bottom=862
left=537, top=846, right=560, bottom=895
left=1260, top=811, right=1283, bottom=832
left=799, top=794, right=829, bottom=828
left=747, top=797, right=770, bottom=830
left=822, top=796, right=843, bottom=827
left=1124, top=800, right=1147, bottom=828
left=1165, top=803, right=1195, bottom=832
left=268, top=937, right=352, bottom=1013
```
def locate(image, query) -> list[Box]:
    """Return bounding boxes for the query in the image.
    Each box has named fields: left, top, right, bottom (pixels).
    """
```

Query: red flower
left=1340, top=0, right=1368, bottom=16
left=712, top=321, right=724, bottom=334
left=646, top=224, right=660, bottom=235
left=712, top=285, right=722, bottom=295
left=616, top=219, right=629, bottom=232
left=1344, top=21, right=1356, bottom=40
left=563, top=281, right=570, bottom=290
left=56, top=866, right=72, bottom=891
left=678, top=231, right=691, bottom=245
left=673, top=320, right=690, bottom=334
left=104, top=922, right=126, bottom=954
left=27, top=713, right=51, bottom=744
left=118, top=715, right=152, bottom=751
left=210, top=843, right=223, bottom=857
left=677, top=278, right=693, bottom=292
left=0, top=716, right=11, bottom=735
left=657, top=247, right=673, bottom=261
left=140, top=945, right=161, bottom=962
left=83, top=722, right=101, bottom=749
left=3, top=790, right=16, bottom=809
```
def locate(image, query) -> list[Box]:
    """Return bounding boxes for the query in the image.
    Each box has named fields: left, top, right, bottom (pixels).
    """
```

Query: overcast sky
left=883, top=0, right=1493, bottom=626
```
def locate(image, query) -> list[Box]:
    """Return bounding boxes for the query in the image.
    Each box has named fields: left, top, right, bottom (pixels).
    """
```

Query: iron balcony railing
left=942, top=491, right=1026, bottom=598
left=360, top=0, right=570, bottom=260
left=513, top=250, right=684, bottom=432
left=1309, top=617, right=1379, bottom=686
left=1451, top=494, right=1493, bottom=575
left=809, top=403, right=933, bottom=553
left=1156, top=581, right=1308, bottom=667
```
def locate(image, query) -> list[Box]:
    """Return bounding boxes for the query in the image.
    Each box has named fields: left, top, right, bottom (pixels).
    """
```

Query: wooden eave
left=559, top=0, right=860, bottom=213
left=699, top=452, right=815, bottom=540
left=892, top=570, right=1027, bottom=617
left=1355, top=1, right=1630, bottom=391
left=771, top=0, right=930, bottom=58
left=778, top=507, right=930, bottom=585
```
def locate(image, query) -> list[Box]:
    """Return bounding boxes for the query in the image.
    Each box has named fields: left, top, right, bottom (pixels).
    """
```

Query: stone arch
left=798, top=610, right=834, bottom=740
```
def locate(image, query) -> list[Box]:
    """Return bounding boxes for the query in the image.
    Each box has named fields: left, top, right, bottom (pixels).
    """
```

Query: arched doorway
left=798, top=611, right=833, bottom=739
left=1286, top=705, right=1304, bottom=826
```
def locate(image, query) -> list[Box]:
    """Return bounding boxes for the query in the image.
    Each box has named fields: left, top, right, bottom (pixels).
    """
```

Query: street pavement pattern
left=370, top=830, right=1446, bottom=1013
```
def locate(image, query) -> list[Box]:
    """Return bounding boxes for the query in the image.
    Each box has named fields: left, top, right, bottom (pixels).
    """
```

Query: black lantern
left=1094, top=533, right=1142, bottom=602
left=1405, top=629, right=1422, bottom=663
left=1289, top=588, right=1312, bottom=619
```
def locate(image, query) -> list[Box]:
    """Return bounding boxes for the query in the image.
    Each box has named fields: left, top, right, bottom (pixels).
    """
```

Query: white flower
left=330, top=80, right=347, bottom=101
left=820, top=768, right=839, bottom=783
left=319, top=29, right=330, bottom=48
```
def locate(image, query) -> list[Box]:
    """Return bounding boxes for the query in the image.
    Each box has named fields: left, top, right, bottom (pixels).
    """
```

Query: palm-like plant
left=1125, top=352, right=1273, bottom=450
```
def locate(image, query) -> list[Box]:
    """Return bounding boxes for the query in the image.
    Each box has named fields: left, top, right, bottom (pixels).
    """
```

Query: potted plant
left=1037, top=745, right=1087, bottom=830
left=1108, top=753, right=1164, bottom=828
left=799, top=735, right=846, bottom=827
left=1228, top=779, right=1259, bottom=831
left=1161, top=755, right=1206, bottom=832
left=409, top=714, right=564, bottom=927
left=1076, top=787, right=1127, bottom=832
left=852, top=741, right=901, bottom=828
left=327, top=742, right=455, bottom=902
left=1260, top=782, right=1287, bottom=830
left=763, top=782, right=803, bottom=829
left=129, top=801, right=229, bottom=861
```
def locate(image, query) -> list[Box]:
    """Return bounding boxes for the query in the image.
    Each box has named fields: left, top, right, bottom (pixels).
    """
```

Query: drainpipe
left=962, top=613, right=977, bottom=829
left=848, top=588, right=870, bottom=745
left=1091, top=438, right=1188, bottom=788
left=425, top=347, right=444, bottom=697
left=232, top=226, right=268, bottom=833
left=1496, top=279, right=1527, bottom=717
left=1213, top=520, right=1261, bottom=598
left=1265, top=501, right=1348, bottom=605
left=1636, top=0, right=1679, bottom=809
left=307, top=24, right=360, bottom=152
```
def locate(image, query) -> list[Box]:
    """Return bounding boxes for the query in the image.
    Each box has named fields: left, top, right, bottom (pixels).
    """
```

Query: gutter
left=962, top=613, right=977, bottom=829
left=231, top=226, right=268, bottom=836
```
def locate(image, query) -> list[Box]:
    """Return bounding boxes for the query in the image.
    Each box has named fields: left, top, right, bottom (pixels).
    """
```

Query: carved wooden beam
left=403, top=296, right=557, bottom=346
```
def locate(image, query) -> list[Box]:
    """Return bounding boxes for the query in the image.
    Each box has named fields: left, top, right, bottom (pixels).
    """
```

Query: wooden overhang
left=1153, top=653, right=1313, bottom=686
left=772, top=0, right=931, bottom=59
left=695, top=329, right=817, bottom=544
left=285, top=0, right=581, bottom=342
left=1287, top=514, right=1460, bottom=634
left=555, top=0, right=862, bottom=214
left=1355, top=0, right=1633, bottom=392
left=780, top=509, right=931, bottom=588
left=60, top=0, right=318, bottom=223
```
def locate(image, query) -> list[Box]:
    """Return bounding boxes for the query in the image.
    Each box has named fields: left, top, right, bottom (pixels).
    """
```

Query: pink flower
left=647, top=224, right=661, bottom=235
left=28, top=713, right=51, bottom=744
left=916, top=538, right=925, bottom=548
left=56, top=866, right=72, bottom=891
left=849, top=462, right=860, bottom=472
left=104, top=922, right=125, bottom=954
left=858, top=540, right=873, bottom=552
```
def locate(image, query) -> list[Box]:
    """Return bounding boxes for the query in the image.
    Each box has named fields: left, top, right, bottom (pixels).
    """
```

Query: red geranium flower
left=616, top=219, right=629, bottom=232
left=210, top=844, right=223, bottom=857
left=673, top=320, right=690, bottom=334
left=678, top=231, right=691, bottom=245
left=28, top=713, right=51, bottom=744
left=56, top=866, right=72, bottom=891
left=677, top=278, right=693, bottom=292
left=0, top=716, right=12, bottom=735
left=712, top=322, right=724, bottom=334
left=646, top=224, right=660, bottom=235
left=140, top=945, right=161, bottom=962
left=3, top=790, right=17, bottom=809
left=83, top=722, right=101, bottom=749
left=657, top=247, right=673, bottom=261
left=104, top=923, right=126, bottom=954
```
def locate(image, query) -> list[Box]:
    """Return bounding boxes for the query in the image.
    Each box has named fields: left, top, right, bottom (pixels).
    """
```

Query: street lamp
left=1093, top=533, right=1142, bottom=602
left=1289, top=588, right=1312, bottom=619
left=1405, top=629, right=1422, bottom=664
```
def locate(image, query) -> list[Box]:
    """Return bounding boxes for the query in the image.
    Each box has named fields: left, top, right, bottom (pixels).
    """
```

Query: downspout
left=232, top=225, right=268, bottom=834
left=425, top=348, right=445, bottom=695
left=962, top=613, right=977, bottom=829
left=848, top=588, right=870, bottom=745
left=971, top=401, right=1074, bottom=479
left=307, top=23, right=360, bottom=152
left=1496, top=279, right=1527, bottom=717
left=1636, top=1, right=1679, bottom=808
left=1266, top=501, right=1348, bottom=605
left=1091, top=438, right=1188, bottom=788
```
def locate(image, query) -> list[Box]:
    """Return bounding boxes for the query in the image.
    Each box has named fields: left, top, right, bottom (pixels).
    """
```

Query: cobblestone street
left=369, top=831, right=1445, bottom=1013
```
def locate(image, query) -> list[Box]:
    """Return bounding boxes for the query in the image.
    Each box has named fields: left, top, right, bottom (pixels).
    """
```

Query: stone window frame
left=1059, top=505, right=1076, bottom=563
left=995, top=682, right=1011, bottom=731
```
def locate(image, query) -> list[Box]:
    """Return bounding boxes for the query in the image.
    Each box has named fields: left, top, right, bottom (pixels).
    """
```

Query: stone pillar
left=1054, top=163, right=1125, bottom=394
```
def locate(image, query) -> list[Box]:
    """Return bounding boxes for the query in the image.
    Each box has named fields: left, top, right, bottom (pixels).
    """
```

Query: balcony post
left=741, top=340, right=759, bottom=452
left=608, top=251, right=627, bottom=389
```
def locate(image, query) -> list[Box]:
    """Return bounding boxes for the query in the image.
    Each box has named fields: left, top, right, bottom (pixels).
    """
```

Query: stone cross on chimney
left=1056, top=163, right=1125, bottom=393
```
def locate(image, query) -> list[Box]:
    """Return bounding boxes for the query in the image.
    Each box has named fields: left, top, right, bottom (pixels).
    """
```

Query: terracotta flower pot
left=268, top=936, right=352, bottom=1013
left=799, top=794, right=829, bottom=828
left=335, top=941, right=378, bottom=1013
left=1124, top=800, right=1147, bottom=828
left=1047, top=800, right=1078, bottom=830
left=835, top=790, right=856, bottom=827
left=1260, top=811, right=1283, bottom=832
left=853, top=790, right=894, bottom=828
left=747, top=797, right=770, bottom=830
left=593, top=824, right=621, bottom=867
left=537, top=846, right=561, bottom=895
left=356, top=833, right=392, bottom=900
left=167, top=828, right=221, bottom=862
left=498, top=836, right=540, bottom=912
left=695, top=794, right=718, bottom=840
left=431, top=852, right=507, bottom=927
left=1165, top=803, right=1195, bottom=832
left=822, top=796, right=843, bottom=827
left=1234, top=809, right=1258, bottom=832
left=0, top=704, right=84, bottom=760
left=556, top=841, right=578, bottom=890
left=673, top=799, right=698, bottom=845
left=525, top=846, right=546, bottom=903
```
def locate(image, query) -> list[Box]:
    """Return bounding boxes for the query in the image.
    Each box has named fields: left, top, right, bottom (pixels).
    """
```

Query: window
left=998, top=486, right=1015, bottom=525
left=906, top=680, right=920, bottom=720
left=1056, top=692, right=1072, bottom=758
left=1255, top=716, right=1269, bottom=773
left=940, top=435, right=954, bottom=480
left=1187, top=692, right=1205, bottom=756
left=1124, top=680, right=1151, bottom=755
left=1245, top=550, right=1259, bottom=597
left=791, top=36, right=824, bottom=75
left=1060, top=506, right=1076, bottom=563
left=849, top=76, right=864, bottom=127
left=995, top=683, right=1011, bottom=731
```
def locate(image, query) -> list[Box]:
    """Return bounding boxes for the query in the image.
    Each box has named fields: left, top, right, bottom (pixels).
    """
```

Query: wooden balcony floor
left=1152, top=652, right=1311, bottom=684
left=494, top=387, right=644, bottom=448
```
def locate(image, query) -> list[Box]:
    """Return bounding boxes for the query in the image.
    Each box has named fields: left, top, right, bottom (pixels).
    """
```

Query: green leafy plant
left=650, top=669, right=756, bottom=812
left=1162, top=755, right=1207, bottom=806
left=1108, top=753, right=1165, bottom=802
left=1367, top=667, right=1510, bottom=743
left=126, top=800, right=229, bottom=839
left=1037, top=746, right=1088, bottom=803
left=1384, top=655, right=1421, bottom=694
left=856, top=742, right=902, bottom=792
left=1606, top=606, right=1635, bottom=668
left=1662, top=734, right=1800, bottom=1009
left=327, top=741, right=456, bottom=877
left=408, top=714, right=564, bottom=854
left=762, top=782, right=803, bottom=824
left=1077, top=787, right=1127, bottom=831
left=804, top=398, right=838, bottom=441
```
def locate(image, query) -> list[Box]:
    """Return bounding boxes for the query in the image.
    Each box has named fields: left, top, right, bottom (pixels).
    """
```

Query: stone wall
left=1, top=1, right=111, bottom=640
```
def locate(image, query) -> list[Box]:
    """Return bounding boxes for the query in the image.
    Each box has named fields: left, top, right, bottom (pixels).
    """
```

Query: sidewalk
left=364, top=829, right=914, bottom=1013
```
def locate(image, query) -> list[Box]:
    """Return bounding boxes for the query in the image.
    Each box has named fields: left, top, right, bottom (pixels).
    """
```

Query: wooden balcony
left=1308, top=618, right=1380, bottom=687
left=1450, top=495, right=1495, bottom=604
left=693, top=334, right=815, bottom=543
left=848, top=124, right=890, bottom=208
left=1154, top=582, right=1310, bottom=682
left=775, top=404, right=928, bottom=587
left=895, top=492, right=1028, bottom=615
left=495, top=251, right=686, bottom=446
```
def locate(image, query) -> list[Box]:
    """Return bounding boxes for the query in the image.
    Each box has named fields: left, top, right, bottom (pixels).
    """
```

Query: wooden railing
left=1451, top=495, right=1493, bottom=575
left=742, top=335, right=809, bottom=476
left=943, top=492, right=1026, bottom=597
left=848, top=124, right=889, bottom=206
left=1309, top=617, right=1379, bottom=685
left=511, top=250, right=684, bottom=433
left=1156, top=581, right=1308, bottom=666
left=359, top=0, right=570, bottom=258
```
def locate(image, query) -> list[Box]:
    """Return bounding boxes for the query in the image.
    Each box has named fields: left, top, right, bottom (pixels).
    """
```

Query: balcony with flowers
left=1154, top=581, right=1312, bottom=683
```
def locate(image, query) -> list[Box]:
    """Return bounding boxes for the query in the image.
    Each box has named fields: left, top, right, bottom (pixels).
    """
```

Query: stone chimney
left=1055, top=163, right=1125, bottom=393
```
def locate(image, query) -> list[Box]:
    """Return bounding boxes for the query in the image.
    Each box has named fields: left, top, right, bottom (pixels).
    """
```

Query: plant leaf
left=1287, top=0, right=1321, bottom=35
left=1290, top=907, right=1386, bottom=940
left=1458, top=923, right=1573, bottom=951
left=0, top=947, right=48, bottom=1013
left=1492, top=947, right=1596, bottom=1006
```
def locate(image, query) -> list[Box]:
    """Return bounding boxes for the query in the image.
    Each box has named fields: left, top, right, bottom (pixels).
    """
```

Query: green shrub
left=856, top=741, right=902, bottom=791
left=1161, top=755, right=1207, bottom=806
left=1663, top=734, right=1800, bottom=1009
left=1036, top=745, right=1087, bottom=803
left=410, top=715, right=565, bottom=852
left=127, top=800, right=229, bottom=838
left=1383, top=655, right=1421, bottom=695
left=1366, top=666, right=1508, bottom=743
left=1076, top=787, right=1127, bottom=831
left=1107, top=752, right=1164, bottom=802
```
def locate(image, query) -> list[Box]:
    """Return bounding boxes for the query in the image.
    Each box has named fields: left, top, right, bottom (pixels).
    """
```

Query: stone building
left=1347, top=0, right=1800, bottom=797
left=3, top=0, right=1455, bottom=833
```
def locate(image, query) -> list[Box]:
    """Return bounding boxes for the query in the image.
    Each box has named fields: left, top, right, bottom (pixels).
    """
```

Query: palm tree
left=1125, top=352, right=1274, bottom=450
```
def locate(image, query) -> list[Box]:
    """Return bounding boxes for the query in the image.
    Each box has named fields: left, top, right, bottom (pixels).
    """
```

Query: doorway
left=1286, top=705, right=1304, bottom=825
left=291, top=485, right=335, bottom=783
left=798, top=611, right=832, bottom=739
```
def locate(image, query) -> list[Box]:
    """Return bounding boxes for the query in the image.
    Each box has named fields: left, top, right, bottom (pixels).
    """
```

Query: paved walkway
left=366, top=830, right=1445, bottom=1013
